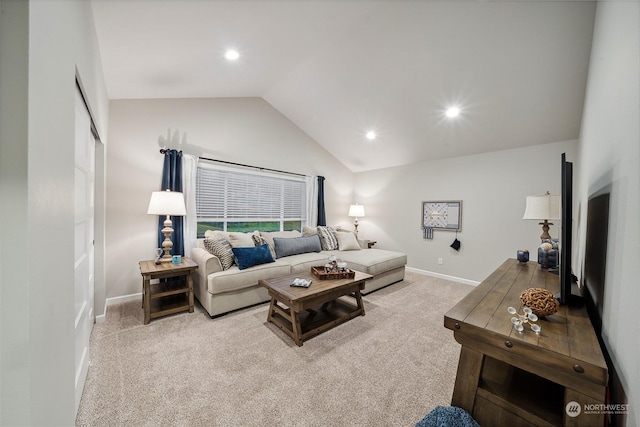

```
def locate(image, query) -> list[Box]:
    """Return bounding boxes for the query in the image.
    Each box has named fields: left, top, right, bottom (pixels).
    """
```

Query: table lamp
left=523, top=191, right=560, bottom=240
left=147, top=189, right=186, bottom=262
left=348, top=204, right=365, bottom=234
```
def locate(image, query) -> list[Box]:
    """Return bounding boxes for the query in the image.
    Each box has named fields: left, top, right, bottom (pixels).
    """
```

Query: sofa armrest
left=190, top=247, right=223, bottom=275
left=190, top=247, right=223, bottom=300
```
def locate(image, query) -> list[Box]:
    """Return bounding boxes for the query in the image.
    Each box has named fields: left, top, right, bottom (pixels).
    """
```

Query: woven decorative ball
left=520, top=288, right=559, bottom=317
left=539, top=242, right=553, bottom=251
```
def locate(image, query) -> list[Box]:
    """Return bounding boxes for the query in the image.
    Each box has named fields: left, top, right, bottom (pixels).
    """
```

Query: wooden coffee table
left=259, top=270, right=372, bottom=346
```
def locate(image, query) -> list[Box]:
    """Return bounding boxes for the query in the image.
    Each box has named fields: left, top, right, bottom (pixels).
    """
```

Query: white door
left=74, top=86, right=95, bottom=412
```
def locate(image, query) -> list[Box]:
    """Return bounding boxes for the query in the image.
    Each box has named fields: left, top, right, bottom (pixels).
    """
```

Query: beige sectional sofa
left=190, top=228, right=407, bottom=317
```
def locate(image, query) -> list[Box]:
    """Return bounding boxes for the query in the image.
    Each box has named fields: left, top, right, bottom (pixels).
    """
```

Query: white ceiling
left=91, top=0, right=596, bottom=172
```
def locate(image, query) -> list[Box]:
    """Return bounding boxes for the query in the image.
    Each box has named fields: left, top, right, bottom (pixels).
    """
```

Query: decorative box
left=311, top=266, right=355, bottom=280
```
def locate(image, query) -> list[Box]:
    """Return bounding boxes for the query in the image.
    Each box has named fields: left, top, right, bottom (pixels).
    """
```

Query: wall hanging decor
left=422, top=201, right=462, bottom=240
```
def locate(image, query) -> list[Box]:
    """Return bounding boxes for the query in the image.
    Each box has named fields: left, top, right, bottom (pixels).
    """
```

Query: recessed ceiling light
left=446, top=107, right=460, bottom=118
left=225, top=50, right=240, bottom=61
left=366, top=131, right=376, bottom=140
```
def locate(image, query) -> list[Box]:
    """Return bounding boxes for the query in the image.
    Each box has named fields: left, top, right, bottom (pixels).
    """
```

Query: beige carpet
left=75, top=271, right=472, bottom=427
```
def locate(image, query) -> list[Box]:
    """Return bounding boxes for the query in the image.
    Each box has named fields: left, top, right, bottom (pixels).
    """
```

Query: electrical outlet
left=437, top=257, right=443, bottom=265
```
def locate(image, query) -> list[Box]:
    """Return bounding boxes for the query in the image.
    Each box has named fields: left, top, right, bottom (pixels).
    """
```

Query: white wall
left=0, top=0, right=30, bottom=422
left=353, top=140, right=578, bottom=283
left=105, top=97, right=354, bottom=303
left=0, top=0, right=108, bottom=425
left=576, top=2, right=640, bottom=425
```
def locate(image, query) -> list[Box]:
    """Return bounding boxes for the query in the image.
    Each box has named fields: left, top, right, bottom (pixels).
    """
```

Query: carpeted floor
left=75, top=271, right=472, bottom=427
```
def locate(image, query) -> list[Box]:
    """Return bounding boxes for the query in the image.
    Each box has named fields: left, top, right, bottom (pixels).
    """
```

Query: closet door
left=74, top=86, right=95, bottom=412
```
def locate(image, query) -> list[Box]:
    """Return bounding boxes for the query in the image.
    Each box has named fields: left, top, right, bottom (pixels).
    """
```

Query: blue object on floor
left=416, top=406, right=480, bottom=427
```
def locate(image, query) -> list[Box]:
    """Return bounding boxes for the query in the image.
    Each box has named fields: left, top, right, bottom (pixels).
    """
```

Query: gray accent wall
left=353, top=140, right=578, bottom=283
left=105, top=98, right=354, bottom=303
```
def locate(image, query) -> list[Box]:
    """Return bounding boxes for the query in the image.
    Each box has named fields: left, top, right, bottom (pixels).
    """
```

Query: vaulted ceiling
left=91, top=0, right=596, bottom=172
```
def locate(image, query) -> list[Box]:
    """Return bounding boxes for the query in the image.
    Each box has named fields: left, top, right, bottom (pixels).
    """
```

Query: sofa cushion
left=204, top=229, right=230, bottom=241
left=228, top=231, right=258, bottom=248
left=203, top=237, right=235, bottom=270
left=338, top=249, right=408, bottom=276
left=283, top=252, right=331, bottom=273
left=302, top=226, right=317, bottom=237
left=335, top=231, right=361, bottom=251
left=317, top=226, right=338, bottom=250
left=274, top=235, right=322, bottom=258
left=207, top=261, right=291, bottom=294
left=231, top=244, right=275, bottom=270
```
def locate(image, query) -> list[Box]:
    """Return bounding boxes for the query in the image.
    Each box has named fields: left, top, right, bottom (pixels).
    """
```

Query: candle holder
left=507, top=306, right=541, bottom=334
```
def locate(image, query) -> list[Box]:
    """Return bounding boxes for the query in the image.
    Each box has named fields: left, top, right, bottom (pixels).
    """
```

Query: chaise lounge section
left=190, top=228, right=407, bottom=317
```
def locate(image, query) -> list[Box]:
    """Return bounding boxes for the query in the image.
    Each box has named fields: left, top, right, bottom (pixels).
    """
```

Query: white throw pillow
left=335, top=231, right=361, bottom=251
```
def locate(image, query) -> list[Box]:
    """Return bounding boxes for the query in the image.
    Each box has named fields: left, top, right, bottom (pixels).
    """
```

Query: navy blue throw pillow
left=231, top=244, right=275, bottom=270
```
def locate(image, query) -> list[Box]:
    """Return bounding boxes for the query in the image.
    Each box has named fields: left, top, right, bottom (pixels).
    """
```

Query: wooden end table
left=138, top=257, right=198, bottom=324
left=259, top=270, right=372, bottom=346
left=444, top=259, right=608, bottom=426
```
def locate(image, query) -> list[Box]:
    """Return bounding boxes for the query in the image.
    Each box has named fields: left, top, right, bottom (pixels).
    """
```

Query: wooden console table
left=444, top=259, right=608, bottom=426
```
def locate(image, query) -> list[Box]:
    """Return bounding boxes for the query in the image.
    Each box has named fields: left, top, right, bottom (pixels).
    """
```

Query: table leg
left=354, top=289, right=365, bottom=316
left=143, top=275, right=151, bottom=325
left=291, top=308, right=303, bottom=347
left=451, top=345, right=484, bottom=412
left=187, top=272, right=194, bottom=313
left=266, top=297, right=276, bottom=323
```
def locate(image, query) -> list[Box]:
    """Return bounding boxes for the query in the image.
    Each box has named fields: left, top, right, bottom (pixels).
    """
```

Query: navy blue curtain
left=158, top=149, right=184, bottom=256
left=317, top=176, right=326, bottom=226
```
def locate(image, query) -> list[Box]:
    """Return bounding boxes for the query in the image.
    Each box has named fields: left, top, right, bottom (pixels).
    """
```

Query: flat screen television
left=558, top=153, right=577, bottom=305
left=582, top=191, right=610, bottom=334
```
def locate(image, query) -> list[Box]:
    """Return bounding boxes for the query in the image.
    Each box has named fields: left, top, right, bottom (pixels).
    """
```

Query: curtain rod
left=198, top=156, right=307, bottom=178
left=159, top=148, right=181, bottom=154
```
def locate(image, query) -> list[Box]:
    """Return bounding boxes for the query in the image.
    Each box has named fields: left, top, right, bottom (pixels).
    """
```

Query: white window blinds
left=196, top=165, right=306, bottom=222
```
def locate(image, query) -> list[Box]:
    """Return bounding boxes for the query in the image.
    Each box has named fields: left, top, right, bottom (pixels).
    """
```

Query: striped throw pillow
left=203, top=237, right=235, bottom=270
left=317, top=226, right=339, bottom=251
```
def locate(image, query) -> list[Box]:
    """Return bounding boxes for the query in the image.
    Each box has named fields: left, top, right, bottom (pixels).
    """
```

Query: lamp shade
left=348, top=204, right=365, bottom=218
left=523, top=192, right=560, bottom=220
left=147, top=190, right=187, bottom=216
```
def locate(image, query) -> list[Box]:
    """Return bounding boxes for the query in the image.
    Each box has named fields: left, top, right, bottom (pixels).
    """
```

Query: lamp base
left=160, top=216, right=174, bottom=262
left=539, top=220, right=554, bottom=240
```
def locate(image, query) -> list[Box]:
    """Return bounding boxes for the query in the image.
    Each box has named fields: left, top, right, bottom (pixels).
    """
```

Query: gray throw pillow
left=273, top=235, right=322, bottom=258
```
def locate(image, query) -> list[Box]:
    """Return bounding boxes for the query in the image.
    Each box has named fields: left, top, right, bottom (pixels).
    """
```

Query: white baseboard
left=406, top=266, right=480, bottom=287
left=94, top=270, right=475, bottom=323
left=95, top=292, right=142, bottom=323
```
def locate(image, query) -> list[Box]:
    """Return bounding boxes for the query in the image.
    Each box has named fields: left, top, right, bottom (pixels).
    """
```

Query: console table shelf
left=444, top=259, right=608, bottom=426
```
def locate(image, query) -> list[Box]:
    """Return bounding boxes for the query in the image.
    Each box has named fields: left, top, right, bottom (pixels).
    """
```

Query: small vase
left=517, top=250, right=529, bottom=263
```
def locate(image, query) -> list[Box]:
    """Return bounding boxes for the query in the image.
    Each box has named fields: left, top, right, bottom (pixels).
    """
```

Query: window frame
left=196, top=162, right=307, bottom=237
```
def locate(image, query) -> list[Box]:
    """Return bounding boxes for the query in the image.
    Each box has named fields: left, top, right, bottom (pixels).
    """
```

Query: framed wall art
left=422, top=200, right=462, bottom=232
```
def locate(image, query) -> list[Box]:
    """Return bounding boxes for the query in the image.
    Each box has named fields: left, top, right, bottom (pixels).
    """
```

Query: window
left=196, top=163, right=307, bottom=237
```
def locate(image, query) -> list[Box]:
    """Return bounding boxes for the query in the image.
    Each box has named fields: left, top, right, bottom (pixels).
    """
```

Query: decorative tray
left=311, top=266, right=355, bottom=280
